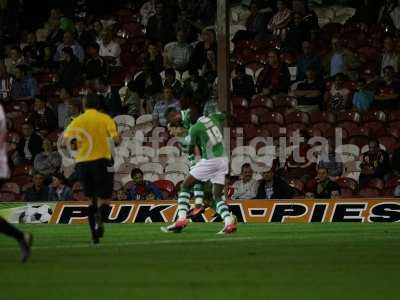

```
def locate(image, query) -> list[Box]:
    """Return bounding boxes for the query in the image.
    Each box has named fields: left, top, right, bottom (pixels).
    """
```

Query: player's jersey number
left=199, top=117, right=223, bottom=146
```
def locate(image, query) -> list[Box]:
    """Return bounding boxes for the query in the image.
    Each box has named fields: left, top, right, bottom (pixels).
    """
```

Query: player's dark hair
left=165, top=68, right=176, bottom=77
left=164, top=107, right=178, bottom=120
left=131, top=168, right=143, bottom=178
left=241, top=163, right=252, bottom=172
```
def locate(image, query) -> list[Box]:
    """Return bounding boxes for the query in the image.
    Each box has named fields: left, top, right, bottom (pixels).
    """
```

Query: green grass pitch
left=0, top=223, right=399, bottom=300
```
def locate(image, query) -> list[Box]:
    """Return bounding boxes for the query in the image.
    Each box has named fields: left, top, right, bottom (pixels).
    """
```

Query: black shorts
left=76, top=159, right=113, bottom=199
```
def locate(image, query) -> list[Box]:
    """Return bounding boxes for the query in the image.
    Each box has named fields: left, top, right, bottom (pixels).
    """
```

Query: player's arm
left=107, top=118, right=122, bottom=146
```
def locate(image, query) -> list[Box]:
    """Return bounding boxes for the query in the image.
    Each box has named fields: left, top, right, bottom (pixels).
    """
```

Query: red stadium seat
left=362, top=110, right=387, bottom=122
left=288, top=179, right=305, bottom=195
left=0, top=192, right=18, bottom=202
left=378, top=135, right=399, bottom=152
left=272, top=95, right=297, bottom=109
left=359, top=187, right=382, bottom=197
left=261, top=124, right=282, bottom=138
left=336, top=177, right=358, bottom=192
left=232, top=96, right=249, bottom=109
left=250, top=108, right=272, bottom=124
left=363, top=121, right=385, bottom=136
left=337, top=112, right=361, bottom=123
left=311, top=122, right=333, bottom=136
left=12, top=165, right=32, bottom=177
left=385, top=176, right=400, bottom=189
left=348, top=135, right=370, bottom=149
left=257, top=112, right=284, bottom=125
left=154, top=180, right=177, bottom=199
left=389, top=111, right=400, bottom=122
left=309, top=111, right=336, bottom=124
left=366, top=178, right=385, bottom=190
left=243, top=125, right=259, bottom=141
left=285, top=111, right=310, bottom=125
left=340, top=188, right=354, bottom=197
left=250, top=95, right=274, bottom=109
left=286, top=123, right=306, bottom=138
left=1, top=182, right=21, bottom=195
left=12, top=176, right=31, bottom=188
left=387, top=126, right=400, bottom=139
left=234, top=109, right=251, bottom=125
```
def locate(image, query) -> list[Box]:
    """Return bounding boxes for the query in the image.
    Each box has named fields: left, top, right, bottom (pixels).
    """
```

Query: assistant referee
left=63, top=94, right=120, bottom=244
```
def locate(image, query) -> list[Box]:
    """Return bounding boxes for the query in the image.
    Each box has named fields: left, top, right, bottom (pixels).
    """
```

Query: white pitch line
left=0, top=236, right=258, bottom=251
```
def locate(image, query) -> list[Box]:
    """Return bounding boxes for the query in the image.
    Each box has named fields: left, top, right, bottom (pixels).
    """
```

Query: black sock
left=0, top=217, right=24, bottom=241
left=87, top=205, right=97, bottom=240
left=99, top=204, right=110, bottom=223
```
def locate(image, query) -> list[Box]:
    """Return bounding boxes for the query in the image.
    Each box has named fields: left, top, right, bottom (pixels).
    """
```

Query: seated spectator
left=352, top=78, right=374, bottom=113
left=256, top=168, right=294, bottom=199
left=121, top=80, right=142, bottom=118
left=267, top=0, right=292, bottom=41
left=296, top=41, right=323, bottom=81
left=380, top=36, right=400, bottom=75
left=57, top=87, right=75, bottom=129
left=359, top=139, right=391, bottom=187
left=75, top=18, right=96, bottom=49
left=144, top=44, right=164, bottom=74
left=245, top=1, right=268, bottom=38
left=317, top=143, right=343, bottom=179
left=284, top=12, right=310, bottom=52
left=163, top=68, right=182, bottom=98
left=232, top=163, right=259, bottom=199
left=182, top=68, right=209, bottom=101
left=96, top=77, right=122, bottom=117
left=293, top=67, right=324, bottom=112
left=33, top=139, right=62, bottom=177
left=24, top=173, right=50, bottom=202
left=10, top=65, right=38, bottom=101
left=164, top=30, right=192, bottom=72
left=325, top=37, right=359, bottom=79
left=22, top=32, right=40, bottom=65
left=232, top=65, right=255, bottom=100
left=153, top=86, right=181, bottom=127
left=17, top=123, right=43, bottom=164
left=190, top=28, right=217, bottom=69
left=127, top=168, right=163, bottom=200
left=361, top=68, right=379, bottom=92
left=292, top=0, right=319, bottom=32
left=54, top=31, right=85, bottom=63
left=48, top=173, right=73, bottom=201
left=375, top=65, right=400, bottom=109
left=56, top=47, right=82, bottom=90
left=4, top=46, right=25, bottom=76
left=84, top=43, right=108, bottom=81
left=134, top=63, right=163, bottom=100
left=38, top=46, right=58, bottom=72
left=256, top=50, right=290, bottom=95
left=324, top=73, right=351, bottom=112
left=28, top=98, right=57, bottom=131
left=201, top=50, right=218, bottom=84
left=306, top=167, right=341, bottom=199
left=98, top=30, right=121, bottom=67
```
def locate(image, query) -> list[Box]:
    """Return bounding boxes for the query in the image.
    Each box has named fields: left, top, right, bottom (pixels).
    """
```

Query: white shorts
left=190, top=157, right=229, bottom=185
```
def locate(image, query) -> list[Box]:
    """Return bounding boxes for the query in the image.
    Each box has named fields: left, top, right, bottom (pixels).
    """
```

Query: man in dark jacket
left=24, top=173, right=50, bottom=202
left=307, top=167, right=341, bottom=199
left=256, top=168, right=294, bottom=199
left=17, top=123, right=43, bottom=163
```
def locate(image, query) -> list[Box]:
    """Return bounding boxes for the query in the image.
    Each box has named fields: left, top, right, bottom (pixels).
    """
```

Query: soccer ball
left=19, top=204, right=53, bottom=224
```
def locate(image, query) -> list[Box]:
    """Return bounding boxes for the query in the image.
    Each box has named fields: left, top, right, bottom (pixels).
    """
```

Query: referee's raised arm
left=63, top=93, right=120, bottom=244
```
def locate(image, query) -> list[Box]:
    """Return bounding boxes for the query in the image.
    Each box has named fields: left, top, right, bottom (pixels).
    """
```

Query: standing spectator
left=75, top=18, right=95, bottom=49
left=378, top=0, right=397, bottom=32
left=245, top=1, right=268, bottom=38
left=22, top=32, right=40, bottom=65
left=152, top=86, right=181, bottom=127
left=33, top=139, right=62, bottom=177
left=293, top=67, right=324, bottom=112
left=28, top=98, right=58, bottom=131
left=190, top=28, right=217, bottom=69
left=98, top=30, right=121, bottom=68
left=324, top=73, right=351, bottom=112
left=24, top=173, right=50, bottom=202
left=127, top=168, right=163, bottom=200
left=121, top=80, right=142, bottom=118
left=284, top=12, right=310, bottom=52
left=38, top=46, right=58, bottom=72
left=56, top=47, right=82, bottom=90
left=54, top=31, right=85, bottom=63
left=10, top=65, right=38, bottom=101
left=267, top=0, right=292, bottom=41
left=57, top=87, right=75, bottom=129
left=140, top=0, right=156, bottom=26
left=201, top=50, right=218, bottom=84
left=256, top=50, right=290, bottom=95
left=306, top=167, right=341, bottom=199
left=97, top=77, right=122, bottom=117
left=46, top=18, right=64, bottom=45
left=164, top=30, right=192, bottom=72
left=17, top=123, right=43, bottom=164
left=146, top=2, right=175, bottom=45
left=134, top=63, right=163, bottom=103
left=0, top=64, right=13, bottom=101
left=325, top=37, right=359, bottom=78
left=256, top=168, right=294, bottom=199
left=232, top=163, right=259, bottom=199
left=4, top=47, right=25, bottom=76
left=48, top=173, right=73, bottom=201
left=84, top=43, right=108, bottom=81
left=296, top=41, right=323, bottom=81
left=375, top=65, right=400, bottom=109
left=144, top=44, right=164, bottom=74
left=182, top=68, right=209, bottom=101
left=232, top=65, right=255, bottom=99
left=359, top=139, right=391, bottom=187
left=163, top=68, right=182, bottom=98
left=352, top=78, right=374, bottom=113
left=362, top=68, right=379, bottom=92
left=380, top=36, right=400, bottom=75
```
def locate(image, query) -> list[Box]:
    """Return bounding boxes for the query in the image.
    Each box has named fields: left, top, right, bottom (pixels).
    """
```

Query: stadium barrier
left=1, top=199, right=400, bottom=224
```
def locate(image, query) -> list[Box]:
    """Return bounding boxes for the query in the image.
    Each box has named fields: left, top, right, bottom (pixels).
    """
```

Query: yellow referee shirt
left=63, top=109, right=118, bottom=162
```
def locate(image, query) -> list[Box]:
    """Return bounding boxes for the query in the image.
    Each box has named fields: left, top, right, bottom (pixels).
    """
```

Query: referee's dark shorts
left=63, top=98, right=119, bottom=200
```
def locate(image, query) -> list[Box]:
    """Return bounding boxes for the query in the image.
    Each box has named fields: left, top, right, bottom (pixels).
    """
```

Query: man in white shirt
left=98, top=30, right=121, bottom=67
left=232, top=163, right=259, bottom=199
left=164, top=30, right=192, bottom=72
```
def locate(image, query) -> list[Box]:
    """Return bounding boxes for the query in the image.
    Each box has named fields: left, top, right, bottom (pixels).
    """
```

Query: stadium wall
left=1, top=199, right=400, bottom=224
